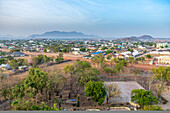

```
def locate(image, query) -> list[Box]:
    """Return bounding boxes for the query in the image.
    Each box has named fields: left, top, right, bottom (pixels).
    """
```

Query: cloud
left=0, top=0, right=170, bottom=37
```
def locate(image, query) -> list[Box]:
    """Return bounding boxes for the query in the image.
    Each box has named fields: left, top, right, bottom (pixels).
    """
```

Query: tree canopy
left=85, top=81, right=106, bottom=105
left=131, top=89, right=158, bottom=108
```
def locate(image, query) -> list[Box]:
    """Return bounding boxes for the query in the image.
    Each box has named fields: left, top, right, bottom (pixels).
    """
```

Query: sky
left=0, top=0, right=170, bottom=38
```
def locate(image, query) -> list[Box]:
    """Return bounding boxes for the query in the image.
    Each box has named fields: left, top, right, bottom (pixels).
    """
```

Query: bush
left=55, top=57, right=64, bottom=63
left=76, top=95, right=80, bottom=107
left=142, top=105, right=163, bottom=111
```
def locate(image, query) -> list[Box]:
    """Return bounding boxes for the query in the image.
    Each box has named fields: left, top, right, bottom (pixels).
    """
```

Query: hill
left=114, top=35, right=154, bottom=42
left=28, top=31, right=99, bottom=39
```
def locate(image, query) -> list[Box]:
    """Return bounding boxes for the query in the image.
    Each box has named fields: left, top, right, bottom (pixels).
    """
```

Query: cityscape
left=0, top=0, right=170, bottom=112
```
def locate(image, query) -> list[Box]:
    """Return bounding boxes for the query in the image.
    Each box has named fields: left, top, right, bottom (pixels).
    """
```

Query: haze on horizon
left=0, top=0, right=170, bottom=38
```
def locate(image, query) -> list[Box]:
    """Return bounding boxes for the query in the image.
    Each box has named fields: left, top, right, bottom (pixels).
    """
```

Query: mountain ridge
left=114, top=35, right=154, bottom=42
left=28, top=31, right=99, bottom=39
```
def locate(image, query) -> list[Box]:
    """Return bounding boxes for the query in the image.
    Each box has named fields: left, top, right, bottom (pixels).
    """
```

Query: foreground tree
left=131, top=89, right=158, bottom=109
left=91, top=53, right=106, bottom=69
left=85, top=81, right=106, bottom=105
left=104, top=83, right=122, bottom=104
left=151, top=66, right=170, bottom=97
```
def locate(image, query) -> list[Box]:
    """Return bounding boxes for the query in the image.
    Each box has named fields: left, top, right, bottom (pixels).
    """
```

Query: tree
left=146, top=54, right=152, bottom=59
left=106, top=55, right=112, bottom=60
left=43, top=55, right=50, bottom=65
left=78, top=67, right=100, bottom=86
left=9, top=59, right=19, bottom=69
left=0, top=84, right=10, bottom=100
left=106, top=49, right=113, bottom=54
left=0, top=58, right=7, bottom=65
left=57, top=52, right=63, bottom=58
left=128, top=57, right=134, bottom=64
left=80, top=47, right=86, bottom=52
left=54, top=98, right=63, bottom=109
left=131, top=89, right=158, bottom=108
left=6, top=56, right=14, bottom=61
left=151, top=66, right=170, bottom=97
left=114, top=60, right=128, bottom=73
left=141, top=57, right=145, bottom=64
left=43, top=49, right=47, bottom=52
left=10, top=49, right=20, bottom=53
left=104, top=83, right=122, bottom=104
left=76, top=94, right=80, bottom=107
left=91, top=53, right=106, bottom=69
left=55, top=58, right=64, bottom=63
left=62, top=48, right=67, bottom=53
left=85, top=81, right=106, bottom=105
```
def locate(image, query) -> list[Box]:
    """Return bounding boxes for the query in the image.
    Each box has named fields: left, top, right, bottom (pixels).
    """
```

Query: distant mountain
left=28, top=31, right=99, bottom=39
left=114, top=35, right=154, bottom=42
left=114, top=37, right=139, bottom=42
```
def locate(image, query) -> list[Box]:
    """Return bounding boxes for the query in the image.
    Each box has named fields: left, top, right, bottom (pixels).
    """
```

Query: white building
left=104, top=82, right=144, bottom=103
left=157, top=56, right=170, bottom=64
left=156, top=43, right=170, bottom=48
left=71, top=47, right=80, bottom=51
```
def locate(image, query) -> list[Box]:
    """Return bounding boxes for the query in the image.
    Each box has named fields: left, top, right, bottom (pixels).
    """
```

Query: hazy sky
left=0, top=0, right=170, bottom=38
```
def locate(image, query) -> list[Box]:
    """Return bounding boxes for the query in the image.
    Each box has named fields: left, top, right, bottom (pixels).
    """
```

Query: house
left=18, top=65, right=28, bottom=71
left=157, top=56, right=170, bottom=64
left=156, top=43, right=170, bottom=48
left=0, top=64, right=11, bottom=70
left=138, top=45, right=146, bottom=49
left=71, top=47, right=80, bottom=51
left=72, top=51, right=80, bottom=55
left=8, top=46, right=15, bottom=49
left=104, top=81, right=144, bottom=103
left=118, top=45, right=124, bottom=48
left=91, top=51, right=104, bottom=57
left=121, top=51, right=131, bottom=58
left=83, top=55, right=92, bottom=59
left=11, top=51, right=26, bottom=57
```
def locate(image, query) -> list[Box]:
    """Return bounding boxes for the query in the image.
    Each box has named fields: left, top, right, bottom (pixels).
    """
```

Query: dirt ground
left=0, top=48, right=160, bottom=70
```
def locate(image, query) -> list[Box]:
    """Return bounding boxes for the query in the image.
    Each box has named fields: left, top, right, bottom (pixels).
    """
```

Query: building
left=157, top=56, right=170, bottom=64
left=104, top=81, right=144, bottom=103
left=0, top=64, right=11, bottom=70
left=11, top=51, right=26, bottom=57
left=156, top=43, right=170, bottom=48
left=71, top=47, right=80, bottom=51
left=91, top=51, right=104, bottom=57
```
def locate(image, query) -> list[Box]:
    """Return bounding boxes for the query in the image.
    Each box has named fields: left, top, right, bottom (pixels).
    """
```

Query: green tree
left=146, top=54, right=152, bottom=59
left=43, top=49, right=47, bottom=52
left=9, top=59, right=19, bottom=69
left=131, top=89, right=158, bottom=108
left=85, top=81, right=106, bottom=105
left=55, top=57, right=64, bottom=63
left=151, top=66, right=170, bottom=97
left=80, top=47, right=86, bottom=52
left=76, top=94, right=80, bottom=107
left=57, top=52, right=63, bottom=58
left=91, top=53, right=106, bottom=69
left=128, top=57, right=134, bottom=64
left=106, top=49, right=113, bottom=54
left=141, top=57, right=145, bottom=64
left=106, top=55, right=112, bottom=60
left=0, top=84, right=10, bottom=100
